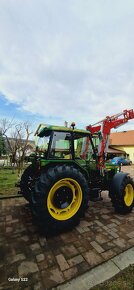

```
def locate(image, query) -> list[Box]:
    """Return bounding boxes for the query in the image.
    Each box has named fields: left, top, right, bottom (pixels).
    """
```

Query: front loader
left=20, top=109, right=134, bottom=235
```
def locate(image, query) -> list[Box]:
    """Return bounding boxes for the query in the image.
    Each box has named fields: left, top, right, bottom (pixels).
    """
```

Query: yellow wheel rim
left=47, top=178, right=82, bottom=220
left=124, top=184, right=134, bottom=207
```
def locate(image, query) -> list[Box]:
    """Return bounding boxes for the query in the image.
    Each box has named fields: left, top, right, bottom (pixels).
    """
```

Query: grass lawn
left=0, top=167, right=19, bottom=196
left=91, top=265, right=134, bottom=290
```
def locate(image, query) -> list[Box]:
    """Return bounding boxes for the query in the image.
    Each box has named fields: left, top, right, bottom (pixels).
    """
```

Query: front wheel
left=110, top=173, right=134, bottom=214
left=31, top=165, right=89, bottom=235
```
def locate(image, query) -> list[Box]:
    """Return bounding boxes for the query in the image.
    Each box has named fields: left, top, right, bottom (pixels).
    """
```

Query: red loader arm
left=86, top=109, right=134, bottom=174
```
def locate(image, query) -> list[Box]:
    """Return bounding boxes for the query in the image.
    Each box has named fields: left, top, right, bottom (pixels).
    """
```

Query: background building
left=109, top=130, right=134, bottom=163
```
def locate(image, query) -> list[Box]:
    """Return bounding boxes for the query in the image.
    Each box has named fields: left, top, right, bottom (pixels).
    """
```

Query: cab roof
left=34, top=124, right=91, bottom=137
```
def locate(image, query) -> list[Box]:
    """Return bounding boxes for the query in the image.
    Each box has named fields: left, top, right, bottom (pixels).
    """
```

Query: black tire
left=110, top=172, right=134, bottom=214
left=20, top=165, right=35, bottom=202
left=31, top=165, right=89, bottom=235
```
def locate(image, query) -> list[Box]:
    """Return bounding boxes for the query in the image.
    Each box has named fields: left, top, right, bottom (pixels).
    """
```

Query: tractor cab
left=34, top=124, right=98, bottom=165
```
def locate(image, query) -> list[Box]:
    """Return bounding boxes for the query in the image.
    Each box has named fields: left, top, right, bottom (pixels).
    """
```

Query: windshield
left=35, top=135, right=50, bottom=155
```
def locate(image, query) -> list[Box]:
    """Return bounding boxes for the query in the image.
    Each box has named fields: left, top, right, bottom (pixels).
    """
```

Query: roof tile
left=109, top=130, right=134, bottom=146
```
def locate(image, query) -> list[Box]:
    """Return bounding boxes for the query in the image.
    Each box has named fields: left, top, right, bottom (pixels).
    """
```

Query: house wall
left=113, top=146, right=134, bottom=164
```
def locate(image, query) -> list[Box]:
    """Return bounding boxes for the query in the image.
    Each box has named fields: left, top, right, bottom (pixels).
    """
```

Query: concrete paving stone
left=96, top=228, right=103, bottom=232
left=45, top=251, right=56, bottom=267
left=73, top=240, right=82, bottom=248
left=10, top=219, right=19, bottom=224
left=83, top=249, right=103, bottom=266
left=101, top=214, right=109, bottom=219
left=63, top=266, right=78, bottom=281
left=95, top=233, right=110, bottom=244
left=38, top=236, right=47, bottom=247
left=18, top=261, right=39, bottom=276
left=6, top=227, right=13, bottom=233
left=127, top=216, right=134, bottom=221
left=56, top=254, right=69, bottom=271
left=80, top=239, right=93, bottom=251
left=41, top=266, right=64, bottom=289
left=80, top=220, right=91, bottom=227
left=114, top=215, right=125, bottom=220
left=34, top=281, right=44, bottom=290
left=102, top=225, right=109, bottom=230
left=37, top=260, right=48, bottom=271
left=99, top=208, right=110, bottom=214
left=82, top=227, right=90, bottom=232
left=77, top=246, right=86, bottom=253
left=101, top=249, right=116, bottom=260
left=61, top=245, right=78, bottom=259
left=126, top=231, right=134, bottom=238
left=106, top=229, right=119, bottom=238
left=6, top=262, right=18, bottom=281
left=68, top=255, right=84, bottom=267
left=76, top=261, right=90, bottom=275
left=128, top=237, right=134, bottom=245
left=86, top=221, right=94, bottom=226
left=30, top=243, right=41, bottom=251
left=0, top=266, right=7, bottom=284
left=36, top=253, right=45, bottom=263
left=112, top=247, right=134, bottom=270
left=13, top=228, right=27, bottom=234
left=102, top=241, right=116, bottom=251
left=110, top=218, right=121, bottom=225
left=60, top=232, right=76, bottom=244
left=119, top=224, right=134, bottom=234
left=20, top=235, right=30, bottom=242
left=6, top=215, right=12, bottom=221
left=11, top=253, right=26, bottom=264
left=90, top=241, right=104, bottom=253
left=48, top=238, right=64, bottom=250
left=95, top=220, right=104, bottom=227
left=110, top=227, right=118, bottom=232
left=113, top=237, right=127, bottom=249
left=76, top=226, right=85, bottom=233
left=107, top=223, right=117, bottom=228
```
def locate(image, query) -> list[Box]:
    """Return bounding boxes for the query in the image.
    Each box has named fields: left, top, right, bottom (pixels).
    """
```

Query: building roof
left=109, top=130, right=134, bottom=146
left=107, top=147, right=125, bottom=154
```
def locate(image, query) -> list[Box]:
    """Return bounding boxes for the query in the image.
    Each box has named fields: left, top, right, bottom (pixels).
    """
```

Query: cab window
left=49, top=131, right=72, bottom=159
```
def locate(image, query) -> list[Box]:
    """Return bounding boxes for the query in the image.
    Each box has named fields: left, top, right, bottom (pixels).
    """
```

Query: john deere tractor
left=20, top=118, right=134, bottom=235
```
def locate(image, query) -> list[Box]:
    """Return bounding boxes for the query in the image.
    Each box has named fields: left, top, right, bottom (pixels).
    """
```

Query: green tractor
left=20, top=120, right=134, bottom=235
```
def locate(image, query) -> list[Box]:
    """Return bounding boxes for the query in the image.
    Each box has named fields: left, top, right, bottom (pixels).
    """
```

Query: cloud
left=0, top=0, right=134, bottom=131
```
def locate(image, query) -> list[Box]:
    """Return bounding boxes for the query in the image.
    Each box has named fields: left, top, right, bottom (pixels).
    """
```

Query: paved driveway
left=0, top=166, right=134, bottom=289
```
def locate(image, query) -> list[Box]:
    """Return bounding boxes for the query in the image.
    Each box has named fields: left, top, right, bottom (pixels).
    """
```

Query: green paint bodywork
left=29, top=123, right=119, bottom=191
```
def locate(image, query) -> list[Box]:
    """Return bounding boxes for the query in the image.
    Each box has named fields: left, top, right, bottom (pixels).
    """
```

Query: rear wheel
left=31, top=165, right=89, bottom=235
left=110, top=173, right=134, bottom=214
left=20, top=165, right=34, bottom=202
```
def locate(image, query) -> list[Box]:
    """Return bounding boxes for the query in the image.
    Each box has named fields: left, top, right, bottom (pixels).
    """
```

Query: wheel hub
left=53, top=186, right=73, bottom=209
left=47, top=178, right=82, bottom=220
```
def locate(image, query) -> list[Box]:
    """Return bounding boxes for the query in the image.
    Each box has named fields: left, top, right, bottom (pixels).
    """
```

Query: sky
left=0, top=0, right=134, bottom=134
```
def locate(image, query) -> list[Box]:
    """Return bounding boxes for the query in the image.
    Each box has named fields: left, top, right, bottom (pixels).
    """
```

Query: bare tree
left=15, top=121, right=33, bottom=176
left=0, top=118, right=15, bottom=166
left=0, top=118, right=33, bottom=175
